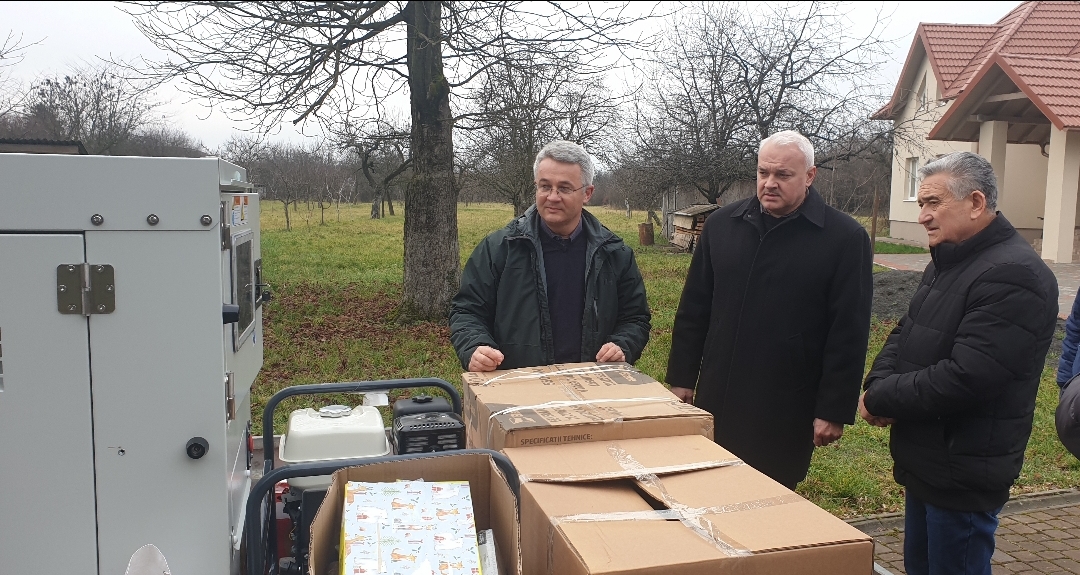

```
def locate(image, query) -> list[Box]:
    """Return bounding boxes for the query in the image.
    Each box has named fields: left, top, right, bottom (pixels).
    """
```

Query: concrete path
left=852, top=490, right=1080, bottom=574
left=874, top=253, right=1080, bottom=320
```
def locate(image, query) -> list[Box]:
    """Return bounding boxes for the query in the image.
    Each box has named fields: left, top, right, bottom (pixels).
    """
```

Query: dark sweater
left=539, top=222, right=587, bottom=363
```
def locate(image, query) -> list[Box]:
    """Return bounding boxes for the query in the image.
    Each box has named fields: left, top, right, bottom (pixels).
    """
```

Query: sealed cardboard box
left=503, top=435, right=873, bottom=575
left=462, top=362, right=713, bottom=450
left=309, top=453, right=520, bottom=575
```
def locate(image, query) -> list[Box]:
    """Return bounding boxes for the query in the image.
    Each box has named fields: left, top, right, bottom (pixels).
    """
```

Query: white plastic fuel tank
left=278, top=404, right=390, bottom=490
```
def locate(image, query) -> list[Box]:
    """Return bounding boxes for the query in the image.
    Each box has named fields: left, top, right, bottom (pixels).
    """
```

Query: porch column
left=979, top=120, right=1008, bottom=204
left=1042, top=125, right=1080, bottom=263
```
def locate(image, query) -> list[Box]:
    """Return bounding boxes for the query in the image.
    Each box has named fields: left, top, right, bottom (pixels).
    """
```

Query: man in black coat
left=666, top=130, right=873, bottom=489
left=860, top=152, right=1057, bottom=575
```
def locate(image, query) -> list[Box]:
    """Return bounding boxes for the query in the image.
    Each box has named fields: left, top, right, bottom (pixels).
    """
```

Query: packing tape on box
left=488, top=396, right=681, bottom=423
left=476, top=364, right=641, bottom=386
left=486, top=396, right=680, bottom=448
left=518, top=457, right=744, bottom=483
left=538, top=443, right=803, bottom=568
left=546, top=493, right=806, bottom=565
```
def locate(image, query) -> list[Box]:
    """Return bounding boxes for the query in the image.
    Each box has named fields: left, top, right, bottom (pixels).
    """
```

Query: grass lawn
left=255, top=202, right=1078, bottom=519
left=874, top=241, right=928, bottom=254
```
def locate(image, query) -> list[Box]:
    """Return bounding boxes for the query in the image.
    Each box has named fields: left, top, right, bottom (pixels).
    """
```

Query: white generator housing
left=0, top=154, right=263, bottom=575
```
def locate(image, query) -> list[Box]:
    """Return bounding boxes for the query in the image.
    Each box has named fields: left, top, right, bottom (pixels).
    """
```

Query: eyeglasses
left=535, top=183, right=586, bottom=197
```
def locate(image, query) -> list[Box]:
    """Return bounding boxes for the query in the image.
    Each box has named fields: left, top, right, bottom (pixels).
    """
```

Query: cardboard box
left=462, top=362, right=713, bottom=450
left=309, top=453, right=520, bottom=575
left=503, top=435, right=874, bottom=575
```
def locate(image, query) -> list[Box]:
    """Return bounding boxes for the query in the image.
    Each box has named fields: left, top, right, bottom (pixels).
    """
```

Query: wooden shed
left=670, top=203, right=720, bottom=252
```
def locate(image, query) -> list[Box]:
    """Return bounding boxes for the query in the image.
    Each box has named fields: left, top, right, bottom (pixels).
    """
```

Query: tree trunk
left=386, top=188, right=396, bottom=216
left=513, top=199, right=528, bottom=218
left=400, top=0, right=458, bottom=321
left=870, top=186, right=880, bottom=255
left=281, top=199, right=291, bottom=231
left=371, top=191, right=382, bottom=219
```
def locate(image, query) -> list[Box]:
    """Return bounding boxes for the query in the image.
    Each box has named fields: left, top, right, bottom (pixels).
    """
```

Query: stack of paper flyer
left=340, top=480, right=481, bottom=575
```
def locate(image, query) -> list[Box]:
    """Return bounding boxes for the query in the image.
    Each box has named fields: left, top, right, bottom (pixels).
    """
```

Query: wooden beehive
left=670, top=204, right=720, bottom=251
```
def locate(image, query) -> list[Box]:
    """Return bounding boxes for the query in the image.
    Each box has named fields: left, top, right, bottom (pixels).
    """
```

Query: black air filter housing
left=392, top=394, right=453, bottom=420
left=393, top=411, right=466, bottom=454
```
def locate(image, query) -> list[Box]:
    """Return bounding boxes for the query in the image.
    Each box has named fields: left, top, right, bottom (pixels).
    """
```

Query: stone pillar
left=979, top=120, right=1008, bottom=205
left=1042, top=125, right=1080, bottom=263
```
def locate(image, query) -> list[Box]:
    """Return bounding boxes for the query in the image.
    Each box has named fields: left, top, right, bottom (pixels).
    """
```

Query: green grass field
left=255, top=201, right=1078, bottom=519
left=874, top=241, right=928, bottom=254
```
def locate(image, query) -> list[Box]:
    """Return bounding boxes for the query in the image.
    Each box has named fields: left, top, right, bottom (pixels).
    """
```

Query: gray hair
left=759, top=130, right=815, bottom=169
left=533, top=140, right=595, bottom=186
left=918, top=152, right=998, bottom=210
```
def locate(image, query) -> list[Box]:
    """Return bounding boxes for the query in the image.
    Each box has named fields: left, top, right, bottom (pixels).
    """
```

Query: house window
left=906, top=157, right=920, bottom=200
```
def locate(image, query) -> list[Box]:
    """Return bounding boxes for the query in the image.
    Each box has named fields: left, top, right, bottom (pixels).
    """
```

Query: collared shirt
left=539, top=217, right=584, bottom=241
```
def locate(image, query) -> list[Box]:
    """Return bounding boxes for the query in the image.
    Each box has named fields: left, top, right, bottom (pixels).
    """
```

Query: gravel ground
left=872, top=270, right=923, bottom=321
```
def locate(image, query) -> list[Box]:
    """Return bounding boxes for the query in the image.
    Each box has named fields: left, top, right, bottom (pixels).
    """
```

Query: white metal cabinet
left=0, top=154, right=262, bottom=575
left=0, top=235, right=99, bottom=574
left=87, top=229, right=232, bottom=574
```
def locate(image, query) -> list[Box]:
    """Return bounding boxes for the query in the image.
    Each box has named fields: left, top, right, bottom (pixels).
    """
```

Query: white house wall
left=888, top=55, right=975, bottom=246
left=887, top=54, right=1054, bottom=247
left=997, top=143, right=1049, bottom=242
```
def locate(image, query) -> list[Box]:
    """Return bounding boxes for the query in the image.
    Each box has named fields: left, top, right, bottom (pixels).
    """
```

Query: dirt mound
left=872, top=270, right=924, bottom=320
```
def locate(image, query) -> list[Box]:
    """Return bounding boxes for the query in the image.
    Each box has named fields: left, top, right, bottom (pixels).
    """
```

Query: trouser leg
left=924, top=499, right=1001, bottom=575
left=904, top=492, right=930, bottom=575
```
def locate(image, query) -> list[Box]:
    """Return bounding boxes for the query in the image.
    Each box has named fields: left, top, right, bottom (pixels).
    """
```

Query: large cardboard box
left=309, top=453, right=521, bottom=575
left=463, top=362, right=713, bottom=450
left=503, top=435, right=874, bottom=575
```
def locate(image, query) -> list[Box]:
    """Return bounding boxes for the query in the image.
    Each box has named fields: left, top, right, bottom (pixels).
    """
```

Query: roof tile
left=880, top=1, right=1080, bottom=126
left=999, top=54, right=1080, bottom=128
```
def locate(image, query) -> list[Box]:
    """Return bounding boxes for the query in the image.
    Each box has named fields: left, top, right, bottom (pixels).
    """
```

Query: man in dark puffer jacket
left=860, top=152, right=1057, bottom=575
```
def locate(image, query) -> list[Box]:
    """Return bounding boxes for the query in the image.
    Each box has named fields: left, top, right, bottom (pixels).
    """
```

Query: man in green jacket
left=449, top=140, right=651, bottom=372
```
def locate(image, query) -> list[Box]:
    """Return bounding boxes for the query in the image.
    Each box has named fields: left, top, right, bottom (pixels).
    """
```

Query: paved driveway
left=856, top=491, right=1080, bottom=575
left=874, top=253, right=1080, bottom=320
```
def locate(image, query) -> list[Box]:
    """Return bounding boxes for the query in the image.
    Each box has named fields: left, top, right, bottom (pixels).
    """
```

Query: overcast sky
left=1, top=1, right=1023, bottom=150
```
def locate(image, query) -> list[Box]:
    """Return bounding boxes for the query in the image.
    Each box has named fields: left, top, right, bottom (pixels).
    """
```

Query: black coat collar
left=732, top=186, right=826, bottom=229
left=930, top=213, right=1015, bottom=268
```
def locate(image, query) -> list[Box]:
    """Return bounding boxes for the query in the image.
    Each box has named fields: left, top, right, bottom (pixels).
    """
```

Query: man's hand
left=468, top=346, right=504, bottom=372
left=813, top=419, right=844, bottom=447
left=858, top=393, right=896, bottom=427
left=670, top=386, right=695, bottom=403
left=596, top=342, right=625, bottom=363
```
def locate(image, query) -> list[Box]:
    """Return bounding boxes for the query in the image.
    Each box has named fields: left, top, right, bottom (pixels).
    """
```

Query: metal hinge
left=225, top=371, right=236, bottom=421
left=57, top=264, right=115, bottom=315
left=220, top=201, right=232, bottom=251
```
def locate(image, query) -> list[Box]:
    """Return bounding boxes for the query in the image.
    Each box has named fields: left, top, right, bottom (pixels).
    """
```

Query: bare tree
left=339, top=119, right=411, bottom=219
left=125, top=1, right=649, bottom=321
left=117, top=125, right=205, bottom=157
left=629, top=2, right=892, bottom=206
left=0, top=32, right=35, bottom=126
left=457, top=48, right=620, bottom=216
left=21, top=62, right=157, bottom=154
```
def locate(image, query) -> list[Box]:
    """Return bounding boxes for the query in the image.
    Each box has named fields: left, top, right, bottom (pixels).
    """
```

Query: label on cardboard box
left=462, top=362, right=713, bottom=450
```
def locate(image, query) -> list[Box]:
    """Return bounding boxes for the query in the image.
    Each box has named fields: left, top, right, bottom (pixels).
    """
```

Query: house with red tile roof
left=874, top=1, right=1080, bottom=262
